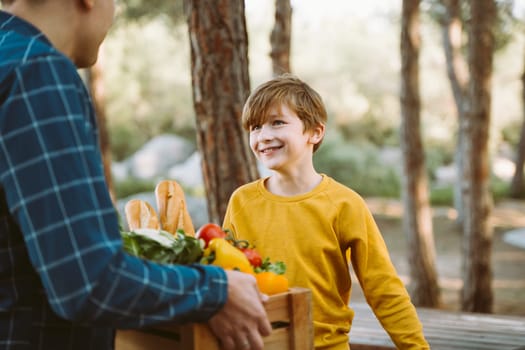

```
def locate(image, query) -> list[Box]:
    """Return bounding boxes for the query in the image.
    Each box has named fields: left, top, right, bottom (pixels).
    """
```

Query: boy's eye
left=273, top=120, right=285, bottom=126
left=250, top=124, right=261, bottom=131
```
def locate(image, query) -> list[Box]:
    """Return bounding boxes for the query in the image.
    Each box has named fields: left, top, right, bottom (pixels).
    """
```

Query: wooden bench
left=349, top=302, right=525, bottom=350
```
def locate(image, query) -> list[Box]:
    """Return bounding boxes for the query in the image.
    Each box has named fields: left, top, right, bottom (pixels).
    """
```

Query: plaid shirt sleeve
left=0, top=31, right=227, bottom=328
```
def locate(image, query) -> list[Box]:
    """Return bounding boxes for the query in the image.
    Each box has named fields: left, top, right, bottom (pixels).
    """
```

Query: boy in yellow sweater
left=223, top=74, right=430, bottom=349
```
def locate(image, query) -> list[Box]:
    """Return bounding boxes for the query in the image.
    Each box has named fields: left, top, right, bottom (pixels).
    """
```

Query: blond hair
left=242, top=74, right=327, bottom=152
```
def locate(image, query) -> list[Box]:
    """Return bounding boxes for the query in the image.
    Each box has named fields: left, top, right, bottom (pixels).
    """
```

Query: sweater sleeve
left=0, top=56, right=227, bottom=328
left=348, top=199, right=430, bottom=349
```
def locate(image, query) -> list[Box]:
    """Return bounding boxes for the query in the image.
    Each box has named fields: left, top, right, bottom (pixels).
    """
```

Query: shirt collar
left=0, top=10, right=52, bottom=47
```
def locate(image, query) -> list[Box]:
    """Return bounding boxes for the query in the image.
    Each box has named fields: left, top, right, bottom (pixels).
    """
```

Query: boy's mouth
left=259, top=146, right=282, bottom=154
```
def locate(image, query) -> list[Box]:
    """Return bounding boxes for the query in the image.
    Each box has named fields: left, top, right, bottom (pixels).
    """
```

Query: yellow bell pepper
left=202, top=238, right=254, bottom=274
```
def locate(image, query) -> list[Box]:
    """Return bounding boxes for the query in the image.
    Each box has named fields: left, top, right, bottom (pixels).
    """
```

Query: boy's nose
left=258, top=125, right=274, bottom=141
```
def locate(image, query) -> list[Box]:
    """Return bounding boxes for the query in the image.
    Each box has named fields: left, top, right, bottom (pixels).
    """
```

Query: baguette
left=124, top=199, right=160, bottom=231
left=155, top=180, right=195, bottom=236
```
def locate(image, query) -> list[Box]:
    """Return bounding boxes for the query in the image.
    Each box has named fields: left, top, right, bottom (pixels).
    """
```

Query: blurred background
left=2, top=0, right=523, bottom=316
left=96, top=0, right=525, bottom=204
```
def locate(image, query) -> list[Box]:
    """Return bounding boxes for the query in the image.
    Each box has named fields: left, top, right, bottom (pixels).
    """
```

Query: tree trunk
left=400, top=0, right=441, bottom=307
left=461, top=0, right=495, bottom=313
left=185, top=0, right=259, bottom=224
left=86, top=49, right=116, bottom=205
left=441, top=0, right=469, bottom=227
left=509, top=63, right=525, bottom=198
left=270, top=0, right=292, bottom=76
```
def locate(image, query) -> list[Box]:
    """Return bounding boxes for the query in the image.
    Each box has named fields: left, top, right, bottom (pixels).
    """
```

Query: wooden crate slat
left=266, top=291, right=292, bottom=321
left=264, top=326, right=289, bottom=344
left=115, top=287, right=312, bottom=350
left=288, top=287, right=314, bottom=350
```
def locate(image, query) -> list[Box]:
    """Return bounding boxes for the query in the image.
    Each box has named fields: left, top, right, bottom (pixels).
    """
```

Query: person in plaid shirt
left=0, top=1, right=271, bottom=349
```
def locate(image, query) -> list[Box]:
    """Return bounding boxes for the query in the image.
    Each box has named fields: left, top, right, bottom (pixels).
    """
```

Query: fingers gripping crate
left=115, top=287, right=313, bottom=350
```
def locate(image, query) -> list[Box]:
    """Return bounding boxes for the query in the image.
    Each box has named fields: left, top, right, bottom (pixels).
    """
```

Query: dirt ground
left=350, top=198, right=525, bottom=316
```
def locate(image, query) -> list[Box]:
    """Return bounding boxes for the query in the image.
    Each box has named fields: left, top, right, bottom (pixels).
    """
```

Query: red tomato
left=241, top=248, right=263, bottom=267
left=196, top=223, right=227, bottom=247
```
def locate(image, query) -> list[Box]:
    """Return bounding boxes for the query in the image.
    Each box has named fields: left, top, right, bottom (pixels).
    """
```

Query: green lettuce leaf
left=121, top=228, right=204, bottom=265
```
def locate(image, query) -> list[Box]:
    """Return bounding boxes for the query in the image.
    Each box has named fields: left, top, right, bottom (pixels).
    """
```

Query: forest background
left=103, top=0, right=524, bottom=203
left=3, top=0, right=524, bottom=316
left=100, top=0, right=525, bottom=315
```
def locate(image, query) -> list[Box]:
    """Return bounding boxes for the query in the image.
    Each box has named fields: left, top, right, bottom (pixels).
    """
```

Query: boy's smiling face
left=249, top=103, right=323, bottom=173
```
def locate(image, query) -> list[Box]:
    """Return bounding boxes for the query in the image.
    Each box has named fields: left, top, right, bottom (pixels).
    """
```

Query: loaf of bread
left=155, top=180, right=195, bottom=236
left=124, top=199, right=160, bottom=231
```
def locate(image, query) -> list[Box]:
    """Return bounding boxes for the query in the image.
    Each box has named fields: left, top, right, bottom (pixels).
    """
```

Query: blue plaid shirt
left=0, top=11, right=228, bottom=350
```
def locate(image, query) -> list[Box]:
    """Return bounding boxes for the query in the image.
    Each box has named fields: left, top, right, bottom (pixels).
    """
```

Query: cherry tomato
left=241, top=248, right=263, bottom=267
left=196, top=223, right=227, bottom=247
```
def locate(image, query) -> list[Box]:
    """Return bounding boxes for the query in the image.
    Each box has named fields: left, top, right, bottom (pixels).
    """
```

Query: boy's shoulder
left=235, top=178, right=262, bottom=192
left=320, top=175, right=372, bottom=212
left=323, top=175, right=362, bottom=198
left=227, top=179, right=265, bottom=212
left=230, top=178, right=263, bottom=199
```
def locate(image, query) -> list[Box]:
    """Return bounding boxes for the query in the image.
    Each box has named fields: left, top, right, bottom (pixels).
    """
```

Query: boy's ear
left=309, top=123, right=325, bottom=145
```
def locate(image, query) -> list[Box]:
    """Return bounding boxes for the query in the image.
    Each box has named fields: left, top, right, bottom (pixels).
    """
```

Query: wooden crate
left=115, top=287, right=313, bottom=350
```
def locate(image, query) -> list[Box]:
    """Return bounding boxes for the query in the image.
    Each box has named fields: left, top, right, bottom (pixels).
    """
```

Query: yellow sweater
left=223, top=175, right=429, bottom=350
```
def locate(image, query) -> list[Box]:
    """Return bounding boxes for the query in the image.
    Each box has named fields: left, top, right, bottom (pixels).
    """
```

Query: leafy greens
left=121, top=228, right=204, bottom=265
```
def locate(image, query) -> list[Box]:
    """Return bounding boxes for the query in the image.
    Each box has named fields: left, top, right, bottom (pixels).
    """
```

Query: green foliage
left=429, top=177, right=512, bottom=207
left=424, top=0, right=520, bottom=51
left=101, top=2, right=523, bottom=203
left=429, top=186, right=454, bottom=206
left=424, top=143, right=455, bottom=181
left=121, top=228, right=204, bottom=265
left=116, top=0, right=184, bottom=26
left=254, top=258, right=287, bottom=275
left=114, top=177, right=156, bottom=199
left=337, top=113, right=399, bottom=147
left=104, top=20, right=194, bottom=161
left=109, top=125, right=149, bottom=162
left=501, top=120, right=524, bottom=146
left=314, top=134, right=401, bottom=198
left=492, top=177, right=511, bottom=200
